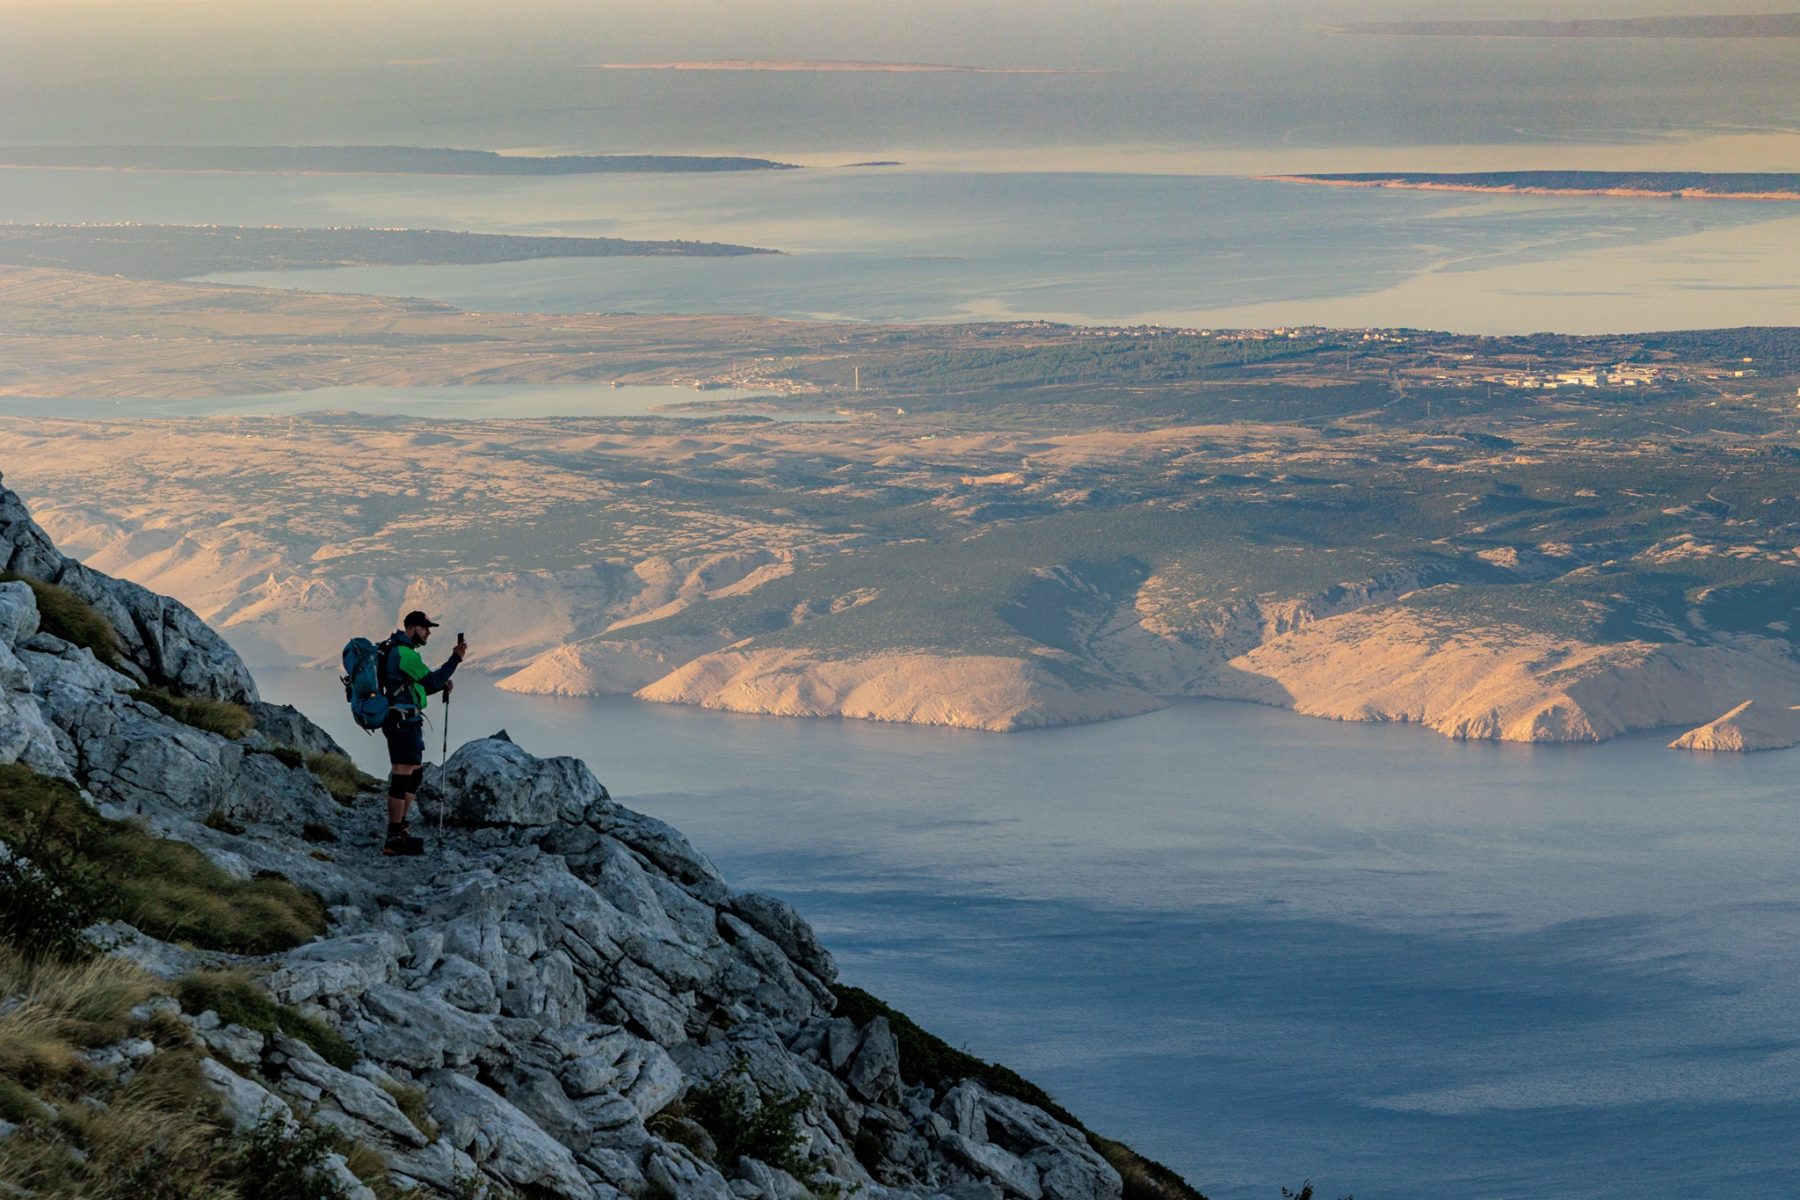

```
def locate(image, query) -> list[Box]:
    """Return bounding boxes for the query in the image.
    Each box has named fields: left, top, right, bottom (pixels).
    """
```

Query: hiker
left=379, top=610, right=467, bottom=855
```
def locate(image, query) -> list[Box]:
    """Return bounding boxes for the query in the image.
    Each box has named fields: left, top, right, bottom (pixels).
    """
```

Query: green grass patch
left=130, top=686, right=255, bottom=740
left=833, top=984, right=1205, bottom=1200
left=0, top=764, right=326, bottom=956
left=304, top=751, right=381, bottom=804
left=0, top=572, right=123, bottom=668
left=257, top=745, right=307, bottom=770
left=175, top=969, right=355, bottom=1071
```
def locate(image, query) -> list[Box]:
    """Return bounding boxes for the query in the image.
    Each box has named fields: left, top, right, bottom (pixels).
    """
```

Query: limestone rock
left=423, top=1070, right=593, bottom=1199
left=847, top=1016, right=903, bottom=1105
left=249, top=700, right=349, bottom=758
left=426, top=732, right=612, bottom=826
left=0, top=481, right=256, bottom=703
left=200, top=1057, right=292, bottom=1133
left=731, top=891, right=838, bottom=985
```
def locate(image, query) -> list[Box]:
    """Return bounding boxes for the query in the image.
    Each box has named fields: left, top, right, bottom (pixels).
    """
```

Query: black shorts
left=382, top=712, right=425, bottom=767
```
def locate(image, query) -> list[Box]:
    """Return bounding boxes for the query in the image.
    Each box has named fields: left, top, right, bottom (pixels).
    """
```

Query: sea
left=5, top=164, right=1800, bottom=334
left=257, top=669, right=1800, bottom=1200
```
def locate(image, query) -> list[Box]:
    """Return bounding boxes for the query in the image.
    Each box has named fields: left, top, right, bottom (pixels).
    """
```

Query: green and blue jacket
left=382, top=631, right=459, bottom=714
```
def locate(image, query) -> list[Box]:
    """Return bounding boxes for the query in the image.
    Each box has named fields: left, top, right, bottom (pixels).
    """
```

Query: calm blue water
left=5, top=165, right=1797, bottom=334
left=191, top=172, right=1793, bottom=330
left=257, top=668, right=1800, bottom=1199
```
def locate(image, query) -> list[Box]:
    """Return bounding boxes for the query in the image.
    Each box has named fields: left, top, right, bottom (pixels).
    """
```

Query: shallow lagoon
left=257, top=668, right=1800, bottom=1199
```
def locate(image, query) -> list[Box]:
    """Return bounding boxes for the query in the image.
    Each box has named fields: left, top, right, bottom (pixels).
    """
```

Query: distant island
left=1262, top=171, right=1800, bottom=201
left=1330, top=13, right=1800, bottom=38
left=594, top=59, right=1077, bottom=74
left=0, top=145, right=799, bottom=175
left=0, top=224, right=776, bottom=279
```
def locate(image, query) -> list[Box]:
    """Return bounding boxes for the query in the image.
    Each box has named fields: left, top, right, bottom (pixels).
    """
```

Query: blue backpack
left=341, top=636, right=393, bottom=731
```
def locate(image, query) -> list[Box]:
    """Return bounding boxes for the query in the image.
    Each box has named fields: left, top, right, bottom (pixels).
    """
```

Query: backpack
left=341, top=635, right=395, bottom=731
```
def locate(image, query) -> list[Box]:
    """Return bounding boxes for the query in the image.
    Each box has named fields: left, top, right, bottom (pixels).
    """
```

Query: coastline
left=1258, top=174, right=1800, bottom=202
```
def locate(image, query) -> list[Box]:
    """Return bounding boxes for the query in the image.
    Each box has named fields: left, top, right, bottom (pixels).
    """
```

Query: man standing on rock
left=380, top=610, right=466, bottom=856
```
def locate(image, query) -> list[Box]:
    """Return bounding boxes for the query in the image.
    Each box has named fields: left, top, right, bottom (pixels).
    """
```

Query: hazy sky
left=4, top=1, right=1797, bottom=155
left=10, top=1, right=1799, bottom=69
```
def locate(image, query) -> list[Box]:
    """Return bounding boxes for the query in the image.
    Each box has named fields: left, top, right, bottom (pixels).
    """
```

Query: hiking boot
left=382, top=833, right=425, bottom=857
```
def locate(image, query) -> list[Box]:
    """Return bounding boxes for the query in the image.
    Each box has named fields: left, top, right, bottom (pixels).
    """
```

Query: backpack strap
left=377, top=634, right=422, bottom=719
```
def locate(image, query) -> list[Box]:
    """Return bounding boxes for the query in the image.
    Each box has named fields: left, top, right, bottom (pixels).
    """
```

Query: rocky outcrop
left=1669, top=699, right=1800, bottom=752
left=0, top=479, right=1140, bottom=1199
left=1214, top=606, right=1800, bottom=746
left=634, top=647, right=1163, bottom=732
left=1, top=478, right=255, bottom=702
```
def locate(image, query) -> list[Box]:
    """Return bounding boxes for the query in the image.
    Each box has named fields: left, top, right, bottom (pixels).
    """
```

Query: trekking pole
left=439, top=688, right=449, bottom=837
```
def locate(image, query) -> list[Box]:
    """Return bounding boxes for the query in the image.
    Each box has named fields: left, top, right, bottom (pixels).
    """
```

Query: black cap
left=403, top=610, right=440, bottom=630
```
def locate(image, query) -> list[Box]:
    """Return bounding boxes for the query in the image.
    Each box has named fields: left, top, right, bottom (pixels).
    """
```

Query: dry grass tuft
left=377, top=1077, right=438, bottom=1141
left=0, top=763, right=327, bottom=956
left=0, top=573, right=123, bottom=668
left=130, top=687, right=255, bottom=741
left=304, top=751, right=381, bottom=805
left=175, top=970, right=356, bottom=1071
left=0, top=944, right=241, bottom=1199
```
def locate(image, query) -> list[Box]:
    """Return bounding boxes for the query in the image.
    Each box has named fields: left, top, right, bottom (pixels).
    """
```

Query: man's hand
left=443, top=679, right=455, bottom=697
left=452, top=633, right=469, bottom=661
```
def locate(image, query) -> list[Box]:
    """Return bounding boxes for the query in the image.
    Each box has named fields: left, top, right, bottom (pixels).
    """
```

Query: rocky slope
left=1667, top=698, right=1800, bottom=752
left=0, top=475, right=1177, bottom=1199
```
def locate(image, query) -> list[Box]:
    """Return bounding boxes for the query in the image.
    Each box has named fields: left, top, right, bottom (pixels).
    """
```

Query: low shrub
left=300, top=822, right=337, bottom=844
left=0, top=572, right=123, bottom=668
left=233, top=1112, right=351, bottom=1200
left=0, top=806, right=115, bottom=961
left=304, top=752, right=381, bottom=804
left=682, top=1060, right=811, bottom=1176
left=1094, top=1132, right=1212, bottom=1200
left=0, top=764, right=327, bottom=956
left=131, top=686, right=255, bottom=741
left=175, top=970, right=356, bottom=1071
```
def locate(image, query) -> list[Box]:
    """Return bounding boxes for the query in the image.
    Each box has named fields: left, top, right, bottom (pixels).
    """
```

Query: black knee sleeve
left=388, top=771, right=412, bottom=799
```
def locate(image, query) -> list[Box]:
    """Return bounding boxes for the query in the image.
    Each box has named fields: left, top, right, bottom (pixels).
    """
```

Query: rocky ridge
left=0, top=475, right=1164, bottom=1199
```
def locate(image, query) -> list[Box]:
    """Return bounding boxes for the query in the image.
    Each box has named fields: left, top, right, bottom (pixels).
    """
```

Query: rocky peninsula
left=1261, top=171, right=1800, bottom=202
left=0, top=474, right=1195, bottom=1197
left=7, top=269, right=1800, bottom=750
